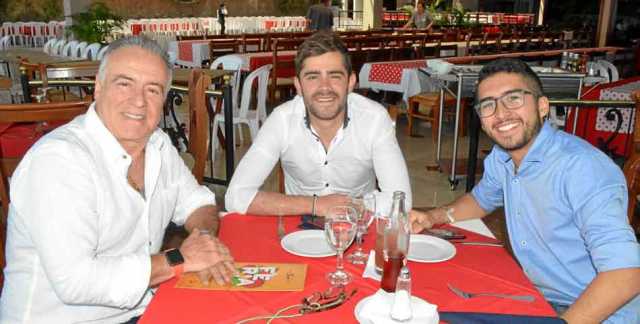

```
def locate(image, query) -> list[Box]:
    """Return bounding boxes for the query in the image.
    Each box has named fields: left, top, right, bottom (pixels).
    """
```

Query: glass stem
left=355, top=231, right=364, bottom=251
left=336, top=249, right=344, bottom=272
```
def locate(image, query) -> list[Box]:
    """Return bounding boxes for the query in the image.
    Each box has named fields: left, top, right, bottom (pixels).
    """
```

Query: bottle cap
left=399, top=266, right=410, bottom=279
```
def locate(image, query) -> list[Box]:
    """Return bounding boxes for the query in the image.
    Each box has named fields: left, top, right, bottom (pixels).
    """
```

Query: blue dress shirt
left=472, top=121, right=640, bottom=323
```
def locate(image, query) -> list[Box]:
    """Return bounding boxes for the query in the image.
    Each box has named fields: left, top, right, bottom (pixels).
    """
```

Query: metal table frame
left=423, top=65, right=585, bottom=190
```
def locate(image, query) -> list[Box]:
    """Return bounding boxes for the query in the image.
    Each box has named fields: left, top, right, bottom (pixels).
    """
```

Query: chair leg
left=406, top=101, right=415, bottom=136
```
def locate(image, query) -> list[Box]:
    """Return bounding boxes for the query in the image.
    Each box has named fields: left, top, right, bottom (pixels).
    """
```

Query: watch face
left=165, top=249, right=184, bottom=266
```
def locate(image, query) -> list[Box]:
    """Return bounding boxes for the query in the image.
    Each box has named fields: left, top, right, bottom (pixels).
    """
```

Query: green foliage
left=277, top=0, right=307, bottom=16
left=41, top=0, right=62, bottom=21
left=68, top=2, right=124, bottom=44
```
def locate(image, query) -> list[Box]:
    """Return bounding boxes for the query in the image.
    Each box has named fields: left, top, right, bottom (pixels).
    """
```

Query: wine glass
left=347, top=192, right=376, bottom=264
left=324, top=206, right=357, bottom=286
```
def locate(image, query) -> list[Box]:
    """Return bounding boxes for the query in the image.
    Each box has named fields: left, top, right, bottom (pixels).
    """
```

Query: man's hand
left=179, top=229, right=236, bottom=285
left=409, top=209, right=448, bottom=233
left=315, top=194, right=352, bottom=216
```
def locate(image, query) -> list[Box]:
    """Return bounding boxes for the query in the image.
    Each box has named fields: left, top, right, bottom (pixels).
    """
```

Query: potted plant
left=68, top=2, right=124, bottom=44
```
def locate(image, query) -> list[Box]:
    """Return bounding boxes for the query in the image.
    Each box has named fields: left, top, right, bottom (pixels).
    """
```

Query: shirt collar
left=84, top=103, right=164, bottom=166
left=494, top=120, right=556, bottom=165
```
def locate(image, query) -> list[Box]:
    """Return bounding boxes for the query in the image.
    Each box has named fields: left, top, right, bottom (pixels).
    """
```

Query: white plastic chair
left=209, top=54, right=244, bottom=142
left=73, top=41, right=88, bottom=58
left=596, top=60, right=619, bottom=82
left=83, top=42, right=102, bottom=60
left=211, top=64, right=272, bottom=153
left=43, top=38, right=56, bottom=54
left=96, top=45, right=109, bottom=60
left=61, top=40, right=78, bottom=57
left=51, top=38, right=66, bottom=56
left=0, top=36, right=11, bottom=50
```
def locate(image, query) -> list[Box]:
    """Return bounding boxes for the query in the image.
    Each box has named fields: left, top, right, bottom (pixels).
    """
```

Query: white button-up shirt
left=225, top=93, right=412, bottom=213
left=0, top=105, right=215, bottom=323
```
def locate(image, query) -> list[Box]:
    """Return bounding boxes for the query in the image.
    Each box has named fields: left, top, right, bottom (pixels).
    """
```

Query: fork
left=447, top=283, right=535, bottom=302
left=277, top=214, right=285, bottom=239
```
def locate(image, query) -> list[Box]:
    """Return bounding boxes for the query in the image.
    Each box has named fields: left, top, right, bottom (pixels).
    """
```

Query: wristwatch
left=164, top=248, right=184, bottom=277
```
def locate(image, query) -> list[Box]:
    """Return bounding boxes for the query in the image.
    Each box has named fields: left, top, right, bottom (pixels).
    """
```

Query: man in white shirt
left=225, top=31, right=412, bottom=216
left=1, top=36, right=235, bottom=323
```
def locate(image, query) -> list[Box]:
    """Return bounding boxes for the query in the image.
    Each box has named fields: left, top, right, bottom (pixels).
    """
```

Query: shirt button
left=325, top=183, right=329, bottom=187
left=324, top=161, right=328, bottom=165
left=122, top=155, right=127, bottom=159
left=513, top=178, right=519, bottom=184
left=521, top=240, right=527, bottom=247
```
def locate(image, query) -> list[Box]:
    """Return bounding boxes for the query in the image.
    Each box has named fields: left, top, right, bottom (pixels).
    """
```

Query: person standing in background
left=403, top=1, right=433, bottom=29
left=217, top=1, right=228, bottom=35
left=306, top=0, right=334, bottom=31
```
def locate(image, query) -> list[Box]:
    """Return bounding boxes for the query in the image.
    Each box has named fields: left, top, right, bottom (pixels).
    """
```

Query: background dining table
left=140, top=213, right=557, bottom=323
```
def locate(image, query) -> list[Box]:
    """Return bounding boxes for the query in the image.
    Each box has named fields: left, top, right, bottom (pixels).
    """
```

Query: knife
left=453, top=241, right=504, bottom=247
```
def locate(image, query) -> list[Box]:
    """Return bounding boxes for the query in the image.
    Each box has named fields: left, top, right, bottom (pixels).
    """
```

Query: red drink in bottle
left=381, top=253, right=405, bottom=292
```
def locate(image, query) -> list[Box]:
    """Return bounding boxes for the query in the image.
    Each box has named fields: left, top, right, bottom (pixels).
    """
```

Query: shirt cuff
left=591, top=240, right=640, bottom=272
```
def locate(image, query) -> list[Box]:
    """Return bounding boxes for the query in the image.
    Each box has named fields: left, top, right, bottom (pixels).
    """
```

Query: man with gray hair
left=0, top=36, right=235, bottom=323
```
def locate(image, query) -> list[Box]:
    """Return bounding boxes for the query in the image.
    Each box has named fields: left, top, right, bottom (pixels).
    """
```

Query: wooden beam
left=596, top=0, right=617, bottom=47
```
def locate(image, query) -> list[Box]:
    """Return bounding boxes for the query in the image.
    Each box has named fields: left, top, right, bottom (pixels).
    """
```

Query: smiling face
left=94, top=46, right=169, bottom=151
left=294, top=51, right=356, bottom=123
left=477, top=72, right=549, bottom=162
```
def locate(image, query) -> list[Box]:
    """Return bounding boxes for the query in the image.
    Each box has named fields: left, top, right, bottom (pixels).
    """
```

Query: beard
left=484, top=114, right=543, bottom=152
left=301, top=88, right=347, bottom=121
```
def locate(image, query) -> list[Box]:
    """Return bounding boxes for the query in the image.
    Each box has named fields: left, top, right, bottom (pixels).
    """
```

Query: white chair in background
left=96, top=45, right=109, bottom=60
left=209, top=54, right=245, bottom=144
left=83, top=43, right=102, bottom=60
left=43, top=38, right=56, bottom=54
left=211, top=64, right=272, bottom=154
left=0, top=36, right=11, bottom=50
left=73, top=41, right=88, bottom=58
left=596, top=60, right=619, bottom=82
left=51, top=38, right=66, bottom=56
left=61, top=40, right=78, bottom=57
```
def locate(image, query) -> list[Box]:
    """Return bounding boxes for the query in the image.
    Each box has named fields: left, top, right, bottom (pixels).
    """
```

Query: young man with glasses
left=410, top=58, right=640, bottom=323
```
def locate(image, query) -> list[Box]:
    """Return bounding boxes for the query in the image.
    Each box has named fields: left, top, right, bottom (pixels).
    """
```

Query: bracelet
left=443, top=206, right=455, bottom=224
left=311, top=194, right=318, bottom=217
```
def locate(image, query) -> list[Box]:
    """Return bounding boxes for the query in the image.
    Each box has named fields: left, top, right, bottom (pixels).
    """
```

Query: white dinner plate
left=280, top=230, right=336, bottom=258
left=407, top=234, right=456, bottom=263
left=354, top=294, right=437, bottom=324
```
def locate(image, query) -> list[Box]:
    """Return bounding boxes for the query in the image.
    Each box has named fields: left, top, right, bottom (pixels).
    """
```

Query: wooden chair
left=406, top=92, right=468, bottom=141
left=622, top=90, right=640, bottom=235
left=186, top=70, right=211, bottom=184
left=0, top=100, right=90, bottom=292
left=269, top=39, right=296, bottom=104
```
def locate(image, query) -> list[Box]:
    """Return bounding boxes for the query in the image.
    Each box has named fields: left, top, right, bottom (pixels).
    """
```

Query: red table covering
left=368, top=60, right=427, bottom=85
left=140, top=214, right=555, bottom=323
left=249, top=53, right=296, bottom=78
left=566, top=76, right=640, bottom=158
left=177, top=40, right=209, bottom=63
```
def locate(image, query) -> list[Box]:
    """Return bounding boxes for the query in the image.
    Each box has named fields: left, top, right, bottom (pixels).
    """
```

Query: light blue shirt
left=472, top=121, right=640, bottom=323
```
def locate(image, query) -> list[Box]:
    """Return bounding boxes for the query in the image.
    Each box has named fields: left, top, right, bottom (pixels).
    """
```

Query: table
left=140, top=214, right=556, bottom=323
left=358, top=59, right=441, bottom=104
left=426, top=65, right=585, bottom=190
left=168, top=40, right=210, bottom=68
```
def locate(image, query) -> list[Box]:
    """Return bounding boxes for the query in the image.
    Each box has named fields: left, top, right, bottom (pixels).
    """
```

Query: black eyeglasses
left=474, top=89, right=539, bottom=118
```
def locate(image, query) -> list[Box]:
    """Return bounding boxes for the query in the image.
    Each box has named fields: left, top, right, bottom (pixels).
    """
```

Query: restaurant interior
left=0, top=0, right=639, bottom=322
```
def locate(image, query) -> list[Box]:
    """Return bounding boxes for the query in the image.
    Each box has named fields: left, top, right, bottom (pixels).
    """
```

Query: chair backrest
left=74, top=41, right=88, bottom=58
left=239, top=64, right=272, bottom=122
left=83, top=42, right=102, bottom=60
left=96, top=45, right=109, bottom=60
left=43, top=38, right=56, bottom=54
left=51, top=38, right=66, bottom=56
left=596, top=60, right=619, bottom=82
left=0, top=100, right=90, bottom=255
left=623, top=90, right=640, bottom=235
left=187, top=70, right=211, bottom=184
left=210, top=54, right=243, bottom=110
left=61, top=40, right=78, bottom=57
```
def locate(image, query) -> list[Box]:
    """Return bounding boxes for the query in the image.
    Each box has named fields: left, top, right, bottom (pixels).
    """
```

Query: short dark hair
left=477, top=58, right=544, bottom=99
left=295, top=31, right=352, bottom=77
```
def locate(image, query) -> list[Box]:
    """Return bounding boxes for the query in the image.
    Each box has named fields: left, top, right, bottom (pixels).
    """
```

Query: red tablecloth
left=566, top=76, right=640, bottom=158
left=368, top=60, right=427, bottom=85
left=0, top=121, right=66, bottom=158
left=140, top=214, right=555, bottom=323
left=177, top=40, right=209, bottom=62
left=249, top=53, right=296, bottom=78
